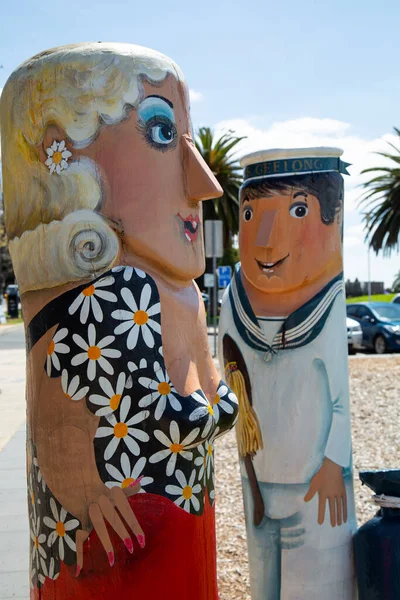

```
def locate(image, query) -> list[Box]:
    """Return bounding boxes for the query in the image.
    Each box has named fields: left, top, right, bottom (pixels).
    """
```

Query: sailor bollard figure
left=219, top=148, right=357, bottom=599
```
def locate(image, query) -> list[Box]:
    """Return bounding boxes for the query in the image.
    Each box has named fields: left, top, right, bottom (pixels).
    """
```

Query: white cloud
left=343, top=236, right=362, bottom=248
left=212, top=115, right=399, bottom=287
left=189, top=89, right=204, bottom=103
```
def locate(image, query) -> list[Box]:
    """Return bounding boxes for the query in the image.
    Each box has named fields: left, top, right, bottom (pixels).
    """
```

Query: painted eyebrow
left=146, top=94, right=174, bottom=108
left=293, top=191, right=308, bottom=200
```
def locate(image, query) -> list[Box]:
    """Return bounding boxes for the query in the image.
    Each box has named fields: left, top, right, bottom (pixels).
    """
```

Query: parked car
left=346, top=302, right=400, bottom=354
left=347, top=317, right=363, bottom=354
left=393, top=294, right=400, bottom=305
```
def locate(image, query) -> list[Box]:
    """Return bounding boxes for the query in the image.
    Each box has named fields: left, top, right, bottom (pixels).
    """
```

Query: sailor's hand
left=304, top=457, right=347, bottom=527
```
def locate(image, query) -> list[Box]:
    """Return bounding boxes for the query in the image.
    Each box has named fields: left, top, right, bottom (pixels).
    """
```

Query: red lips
left=177, top=213, right=201, bottom=243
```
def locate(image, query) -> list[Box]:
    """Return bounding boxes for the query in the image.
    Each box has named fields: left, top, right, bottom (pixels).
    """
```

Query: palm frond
left=358, top=127, right=400, bottom=255
left=196, top=127, right=245, bottom=244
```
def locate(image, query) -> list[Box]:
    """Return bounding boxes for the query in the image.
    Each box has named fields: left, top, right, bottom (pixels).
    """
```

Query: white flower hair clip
left=45, top=140, right=72, bottom=174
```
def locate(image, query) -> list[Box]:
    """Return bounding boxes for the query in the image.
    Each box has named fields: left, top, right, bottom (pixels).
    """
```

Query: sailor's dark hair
left=240, top=171, right=343, bottom=225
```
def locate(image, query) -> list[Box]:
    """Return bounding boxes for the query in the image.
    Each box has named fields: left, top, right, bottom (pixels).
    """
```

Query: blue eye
left=151, top=123, right=175, bottom=145
left=137, top=96, right=177, bottom=151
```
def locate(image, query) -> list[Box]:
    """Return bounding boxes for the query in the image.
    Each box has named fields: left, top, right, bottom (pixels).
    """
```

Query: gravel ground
left=214, top=354, right=400, bottom=599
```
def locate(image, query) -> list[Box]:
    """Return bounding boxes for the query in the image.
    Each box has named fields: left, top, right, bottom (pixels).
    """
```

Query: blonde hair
left=0, top=42, right=184, bottom=293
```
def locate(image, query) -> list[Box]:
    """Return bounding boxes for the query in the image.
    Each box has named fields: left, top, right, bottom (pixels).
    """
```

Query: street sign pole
left=213, top=252, right=217, bottom=357
left=205, top=220, right=223, bottom=357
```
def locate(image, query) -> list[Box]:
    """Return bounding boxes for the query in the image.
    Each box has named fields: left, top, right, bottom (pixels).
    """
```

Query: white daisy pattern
left=68, top=276, right=117, bottom=324
left=38, top=557, right=60, bottom=585
left=89, top=372, right=127, bottom=416
left=149, top=421, right=200, bottom=477
left=71, top=323, right=121, bottom=381
left=61, top=369, right=89, bottom=402
left=212, top=383, right=238, bottom=424
left=194, top=443, right=208, bottom=483
left=43, top=498, right=79, bottom=561
left=30, top=514, right=47, bottom=567
left=189, top=391, right=215, bottom=437
left=95, top=396, right=150, bottom=460
left=205, top=437, right=215, bottom=479
left=33, top=458, right=46, bottom=493
left=105, top=452, right=154, bottom=492
left=166, top=469, right=202, bottom=513
left=112, top=284, right=161, bottom=349
left=46, top=329, right=69, bottom=376
left=138, top=361, right=182, bottom=420
left=112, top=266, right=146, bottom=281
left=45, top=140, right=72, bottom=174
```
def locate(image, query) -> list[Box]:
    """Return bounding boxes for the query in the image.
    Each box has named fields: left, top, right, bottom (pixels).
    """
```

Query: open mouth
left=177, top=213, right=201, bottom=242
left=255, top=254, right=289, bottom=273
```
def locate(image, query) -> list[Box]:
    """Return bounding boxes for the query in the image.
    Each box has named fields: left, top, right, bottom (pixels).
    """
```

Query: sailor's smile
left=255, top=254, right=289, bottom=274
left=177, top=213, right=201, bottom=243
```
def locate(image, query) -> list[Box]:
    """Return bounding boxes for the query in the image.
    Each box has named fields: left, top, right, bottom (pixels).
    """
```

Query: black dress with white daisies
left=27, top=266, right=238, bottom=588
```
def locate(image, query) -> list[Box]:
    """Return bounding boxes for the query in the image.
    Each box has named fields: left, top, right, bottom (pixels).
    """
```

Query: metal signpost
left=205, top=220, right=223, bottom=356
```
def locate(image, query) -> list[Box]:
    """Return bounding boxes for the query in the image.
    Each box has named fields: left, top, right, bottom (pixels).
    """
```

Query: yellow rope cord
left=226, top=363, right=263, bottom=457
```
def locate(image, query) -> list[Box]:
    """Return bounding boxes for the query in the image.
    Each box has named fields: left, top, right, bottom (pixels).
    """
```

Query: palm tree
left=195, top=127, right=245, bottom=249
left=359, top=127, right=400, bottom=255
left=393, top=270, right=400, bottom=293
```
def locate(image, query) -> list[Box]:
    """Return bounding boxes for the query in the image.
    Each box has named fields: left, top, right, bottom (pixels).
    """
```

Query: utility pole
left=364, top=212, right=372, bottom=302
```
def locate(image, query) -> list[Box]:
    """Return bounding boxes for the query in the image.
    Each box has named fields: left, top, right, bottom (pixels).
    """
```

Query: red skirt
left=32, top=492, right=218, bottom=600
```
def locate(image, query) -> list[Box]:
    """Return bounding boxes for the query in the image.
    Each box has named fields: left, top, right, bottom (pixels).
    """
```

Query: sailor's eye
left=289, top=202, right=308, bottom=219
left=243, top=207, right=253, bottom=222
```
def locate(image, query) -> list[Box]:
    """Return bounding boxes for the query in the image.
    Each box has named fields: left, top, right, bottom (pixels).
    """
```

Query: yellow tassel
left=226, top=363, right=263, bottom=457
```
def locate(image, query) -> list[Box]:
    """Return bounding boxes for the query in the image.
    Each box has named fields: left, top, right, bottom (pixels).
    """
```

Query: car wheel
left=374, top=335, right=387, bottom=355
left=348, top=344, right=355, bottom=355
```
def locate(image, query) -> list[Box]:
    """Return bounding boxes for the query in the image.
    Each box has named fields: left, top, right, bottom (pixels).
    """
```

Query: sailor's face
left=239, top=189, right=342, bottom=293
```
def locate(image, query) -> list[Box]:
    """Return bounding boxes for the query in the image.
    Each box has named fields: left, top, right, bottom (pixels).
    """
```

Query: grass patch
left=347, top=294, right=395, bottom=303
left=0, top=317, right=24, bottom=326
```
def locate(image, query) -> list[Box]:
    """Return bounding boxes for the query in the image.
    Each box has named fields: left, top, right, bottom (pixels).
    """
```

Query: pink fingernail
left=130, top=475, right=144, bottom=487
left=124, top=537, right=134, bottom=554
left=137, top=534, right=145, bottom=548
left=108, top=551, right=115, bottom=566
left=76, top=565, right=82, bottom=578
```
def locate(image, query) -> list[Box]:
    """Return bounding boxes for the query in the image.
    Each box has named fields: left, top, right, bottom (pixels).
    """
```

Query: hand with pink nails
left=75, top=481, right=145, bottom=577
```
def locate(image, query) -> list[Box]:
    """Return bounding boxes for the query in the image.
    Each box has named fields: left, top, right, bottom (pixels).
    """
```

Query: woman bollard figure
left=0, top=42, right=238, bottom=599
left=219, top=148, right=358, bottom=599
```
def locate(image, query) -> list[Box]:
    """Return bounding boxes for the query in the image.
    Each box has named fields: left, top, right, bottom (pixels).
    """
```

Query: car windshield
left=372, top=304, right=400, bottom=321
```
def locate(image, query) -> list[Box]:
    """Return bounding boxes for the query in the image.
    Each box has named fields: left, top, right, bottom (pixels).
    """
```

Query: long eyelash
left=136, top=116, right=178, bottom=153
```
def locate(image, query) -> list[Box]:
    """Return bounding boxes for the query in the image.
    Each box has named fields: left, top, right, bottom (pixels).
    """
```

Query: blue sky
left=1, top=0, right=399, bottom=286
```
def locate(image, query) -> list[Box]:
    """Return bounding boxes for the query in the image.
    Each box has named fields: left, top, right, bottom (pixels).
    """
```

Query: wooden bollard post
left=0, top=42, right=239, bottom=599
left=219, top=148, right=357, bottom=599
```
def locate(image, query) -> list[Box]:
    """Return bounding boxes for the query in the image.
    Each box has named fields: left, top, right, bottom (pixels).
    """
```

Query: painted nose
left=181, top=134, right=223, bottom=202
left=255, top=210, right=278, bottom=247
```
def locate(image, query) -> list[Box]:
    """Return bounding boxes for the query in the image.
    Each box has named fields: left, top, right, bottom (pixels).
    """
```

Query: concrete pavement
left=0, top=324, right=28, bottom=599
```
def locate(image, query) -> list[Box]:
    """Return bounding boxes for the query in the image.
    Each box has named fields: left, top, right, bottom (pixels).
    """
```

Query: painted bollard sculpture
left=354, top=470, right=400, bottom=600
left=0, top=43, right=238, bottom=599
left=219, top=148, right=357, bottom=599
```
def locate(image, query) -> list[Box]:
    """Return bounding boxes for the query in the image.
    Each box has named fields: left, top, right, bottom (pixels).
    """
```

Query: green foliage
left=359, top=127, right=400, bottom=255
left=195, top=127, right=245, bottom=247
left=347, top=294, right=395, bottom=303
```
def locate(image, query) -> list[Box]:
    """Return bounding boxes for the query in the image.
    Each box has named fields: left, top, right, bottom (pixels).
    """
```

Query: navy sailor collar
left=229, top=263, right=344, bottom=360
